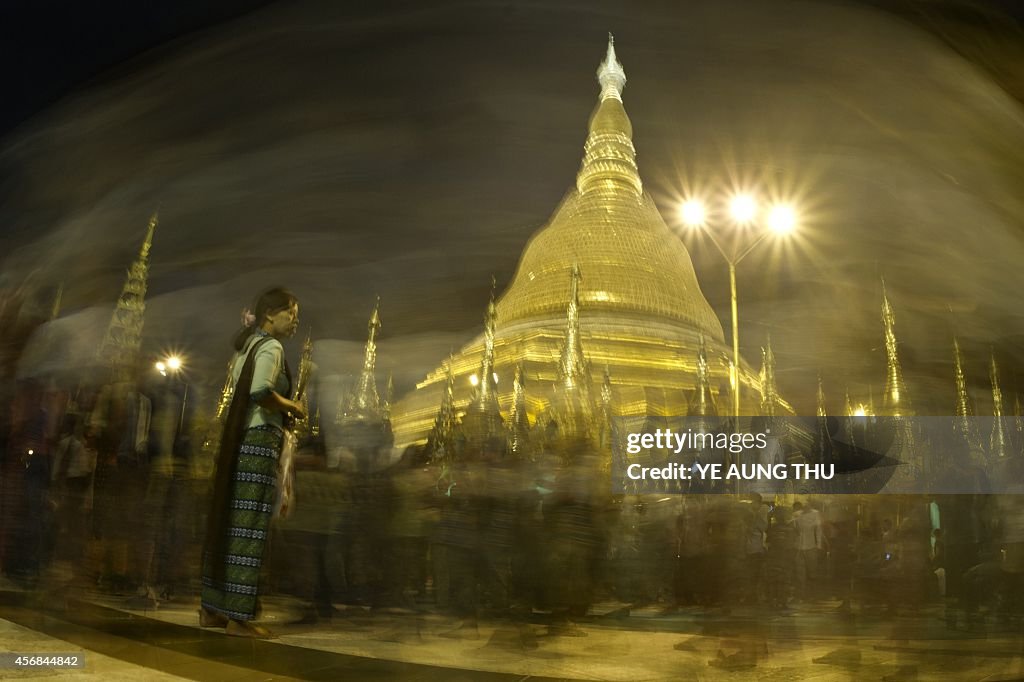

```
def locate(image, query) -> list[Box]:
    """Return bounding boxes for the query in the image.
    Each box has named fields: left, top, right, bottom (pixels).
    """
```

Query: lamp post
left=679, top=196, right=797, bottom=421
left=156, top=355, right=188, bottom=438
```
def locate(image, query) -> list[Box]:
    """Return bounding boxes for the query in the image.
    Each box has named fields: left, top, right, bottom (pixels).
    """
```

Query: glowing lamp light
left=155, top=361, right=166, bottom=373
left=166, top=356, right=183, bottom=371
left=679, top=199, right=706, bottom=227
left=766, top=204, right=797, bottom=234
left=853, top=406, right=867, bottom=418
left=729, top=194, right=757, bottom=223
left=469, top=374, right=479, bottom=386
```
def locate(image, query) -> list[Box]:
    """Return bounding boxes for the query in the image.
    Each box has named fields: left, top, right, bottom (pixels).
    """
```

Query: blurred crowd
left=2, top=359, right=1024, bottom=637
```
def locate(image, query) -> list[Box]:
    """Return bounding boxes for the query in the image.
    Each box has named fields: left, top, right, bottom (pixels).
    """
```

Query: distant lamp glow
left=492, top=372, right=499, bottom=384
left=166, top=356, right=183, bottom=371
left=469, top=374, right=479, bottom=386
left=766, top=204, right=797, bottom=234
left=679, top=199, right=706, bottom=226
left=155, top=361, right=166, bottom=373
left=853, top=406, right=867, bottom=418
left=729, top=194, right=757, bottom=223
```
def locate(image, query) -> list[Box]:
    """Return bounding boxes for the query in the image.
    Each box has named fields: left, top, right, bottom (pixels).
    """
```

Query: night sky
left=2, top=0, right=1023, bottom=417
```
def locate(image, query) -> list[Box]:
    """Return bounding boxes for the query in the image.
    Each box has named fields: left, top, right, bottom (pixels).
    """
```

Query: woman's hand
left=285, top=399, right=307, bottom=421
left=256, top=392, right=307, bottom=420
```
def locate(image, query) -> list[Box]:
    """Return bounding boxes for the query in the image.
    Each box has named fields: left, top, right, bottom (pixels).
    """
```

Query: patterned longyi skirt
left=201, top=425, right=281, bottom=621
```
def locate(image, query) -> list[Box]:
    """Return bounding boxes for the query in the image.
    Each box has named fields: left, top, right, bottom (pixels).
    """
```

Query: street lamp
left=679, top=195, right=798, bottom=421
left=156, top=355, right=189, bottom=437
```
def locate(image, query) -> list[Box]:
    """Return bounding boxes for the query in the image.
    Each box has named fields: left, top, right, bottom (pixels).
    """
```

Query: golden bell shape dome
left=495, top=40, right=722, bottom=341
left=390, top=37, right=750, bottom=448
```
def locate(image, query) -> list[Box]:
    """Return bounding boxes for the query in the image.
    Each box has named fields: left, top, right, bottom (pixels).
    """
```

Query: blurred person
left=200, top=288, right=304, bottom=638
left=433, top=453, right=485, bottom=637
left=743, top=493, right=769, bottom=605
left=136, top=373, right=195, bottom=605
left=793, top=501, right=823, bottom=602
left=765, top=505, right=795, bottom=611
left=825, top=501, right=857, bottom=612
left=893, top=502, right=932, bottom=613
left=2, top=379, right=55, bottom=582
left=931, top=527, right=946, bottom=598
left=273, top=438, right=343, bottom=622
left=87, top=370, right=151, bottom=592
left=543, top=438, right=604, bottom=636
left=49, top=415, right=98, bottom=571
left=385, top=445, right=437, bottom=610
left=673, top=496, right=710, bottom=607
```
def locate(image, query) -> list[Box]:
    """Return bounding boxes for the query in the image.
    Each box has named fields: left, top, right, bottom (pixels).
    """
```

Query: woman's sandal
left=199, top=607, right=229, bottom=628
left=226, top=619, right=276, bottom=639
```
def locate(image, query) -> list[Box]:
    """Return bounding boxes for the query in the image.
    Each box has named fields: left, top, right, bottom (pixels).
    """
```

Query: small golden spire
left=508, top=363, right=530, bottom=457
left=97, top=210, right=160, bottom=377
left=759, top=333, right=779, bottom=418
left=469, top=278, right=500, bottom=415
left=348, top=297, right=382, bottom=418
left=991, top=352, right=1007, bottom=458
left=428, top=352, right=460, bottom=463
left=880, top=277, right=911, bottom=416
left=558, top=265, right=588, bottom=385
left=952, top=336, right=976, bottom=445
left=551, top=265, right=596, bottom=438
left=690, top=333, right=717, bottom=418
left=816, top=373, right=827, bottom=419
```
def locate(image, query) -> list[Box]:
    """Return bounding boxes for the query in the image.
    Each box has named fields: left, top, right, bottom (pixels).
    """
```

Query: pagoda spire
left=428, top=353, right=459, bottom=463
left=759, top=333, right=779, bottom=417
left=1014, top=394, right=1024, bottom=458
left=690, top=333, right=717, bottom=418
left=952, top=336, right=976, bottom=445
left=508, top=363, right=530, bottom=457
left=816, top=373, right=827, bottom=419
left=348, top=297, right=382, bottom=418
left=558, top=265, right=589, bottom=388
left=991, top=352, right=1008, bottom=458
left=814, top=373, right=833, bottom=471
left=577, top=36, right=642, bottom=197
left=550, top=265, right=596, bottom=438
left=880, top=277, right=911, bottom=416
left=97, top=210, right=158, bottom=378
left=468, top=278, right=500, bottom=415
left=600, top=364, right=617, bottom=455
left=597, top=33, right=626, bottom=102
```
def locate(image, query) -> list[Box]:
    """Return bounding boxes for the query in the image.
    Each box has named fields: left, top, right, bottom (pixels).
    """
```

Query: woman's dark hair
left=232, top=287, right=298, bottom=350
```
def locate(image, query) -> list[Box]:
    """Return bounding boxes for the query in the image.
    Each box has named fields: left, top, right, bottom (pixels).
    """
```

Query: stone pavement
left=2, top=588, right=1024, bottom=681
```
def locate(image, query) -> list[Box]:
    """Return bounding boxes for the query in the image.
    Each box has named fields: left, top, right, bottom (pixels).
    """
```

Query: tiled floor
left=0, top=618, right=186, bottom=680
left=3, top=588, right=1024, bottom=681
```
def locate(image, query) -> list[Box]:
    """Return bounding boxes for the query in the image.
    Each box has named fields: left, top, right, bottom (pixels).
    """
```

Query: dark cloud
left=3, top=0, right=1023, bottom=417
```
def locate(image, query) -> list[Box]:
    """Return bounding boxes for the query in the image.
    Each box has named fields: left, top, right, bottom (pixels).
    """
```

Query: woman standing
left=200, top=288, right=304, bottom=638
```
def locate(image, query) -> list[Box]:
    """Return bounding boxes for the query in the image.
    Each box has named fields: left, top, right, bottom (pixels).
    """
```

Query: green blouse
left=232, top=330, right=290, bottom=431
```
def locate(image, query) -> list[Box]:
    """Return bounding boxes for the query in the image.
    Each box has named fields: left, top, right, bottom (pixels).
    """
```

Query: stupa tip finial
left=597, top=33, right=626, bottom=101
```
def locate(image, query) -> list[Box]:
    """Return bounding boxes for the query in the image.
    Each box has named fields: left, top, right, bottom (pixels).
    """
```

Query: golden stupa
left=390, top=36, right=763, bottom=448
